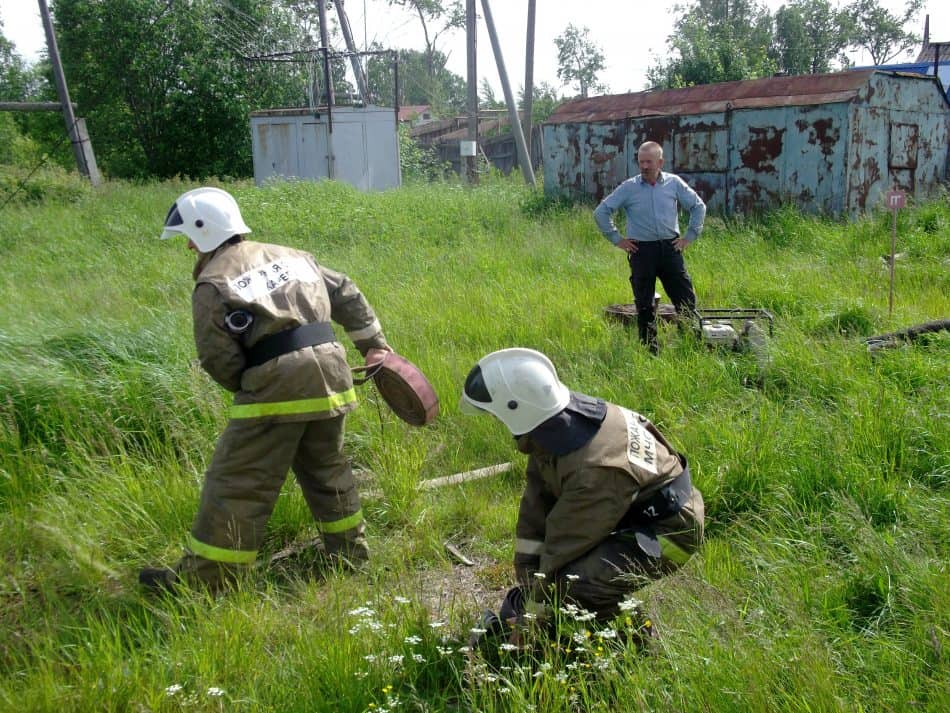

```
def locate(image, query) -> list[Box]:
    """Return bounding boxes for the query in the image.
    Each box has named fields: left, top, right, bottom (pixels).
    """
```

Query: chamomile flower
left=618, top=597, right=643, bottom=612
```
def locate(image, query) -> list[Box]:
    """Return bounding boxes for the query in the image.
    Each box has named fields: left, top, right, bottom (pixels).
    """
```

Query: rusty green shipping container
left=542, top=70, right=950, bottom=215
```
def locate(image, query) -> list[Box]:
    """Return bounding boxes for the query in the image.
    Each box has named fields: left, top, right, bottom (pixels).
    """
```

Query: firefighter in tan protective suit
left=460, top=348, right=703, bottom=636
left=140, top=187, right=390, bottom=592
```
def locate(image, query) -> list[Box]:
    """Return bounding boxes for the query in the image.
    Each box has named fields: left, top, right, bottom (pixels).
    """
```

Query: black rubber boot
left=138, top=566, right=179, bottom=594
left=637, top=314, right=659, bottom=355
left=468, top=609, right=508, bottom=650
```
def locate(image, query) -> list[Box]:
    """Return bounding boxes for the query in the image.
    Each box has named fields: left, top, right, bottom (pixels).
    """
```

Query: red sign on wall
left=886, top=190, right=906, bottom=210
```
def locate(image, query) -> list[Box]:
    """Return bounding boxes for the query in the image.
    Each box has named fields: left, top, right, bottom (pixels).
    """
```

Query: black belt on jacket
left=622, top=465, right=692, bottom=526
left=245, top=321, right=336, bottom=368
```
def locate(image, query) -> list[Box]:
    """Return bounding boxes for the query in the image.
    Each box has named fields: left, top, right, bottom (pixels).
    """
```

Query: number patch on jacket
left=229, top=257, right=319, bottom=302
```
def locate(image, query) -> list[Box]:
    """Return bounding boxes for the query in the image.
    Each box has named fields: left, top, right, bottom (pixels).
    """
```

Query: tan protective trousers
left=176, top=414, right=367, bottom=588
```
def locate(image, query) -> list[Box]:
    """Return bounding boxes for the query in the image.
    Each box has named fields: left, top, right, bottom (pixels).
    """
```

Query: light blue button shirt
left=594, top=172, right=706, bottom=245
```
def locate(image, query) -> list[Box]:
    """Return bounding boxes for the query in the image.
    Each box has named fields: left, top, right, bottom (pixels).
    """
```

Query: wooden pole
left=38, top=0, right=100, bottom=185
left=466, top=0, right=478, bottom=184
left=317, top=0, right=335, bottom=178
left=480, top=0, right=535, bottom=186
left=0, top=101, right=77, bottom=112
left=888, top=206, right=897, bottom=318
left=523, top=0, right=536, bottom=158
left=333, top=0, right=370, bottom=103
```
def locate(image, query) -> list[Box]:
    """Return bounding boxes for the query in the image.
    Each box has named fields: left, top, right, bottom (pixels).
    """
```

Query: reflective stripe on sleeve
left=230, top=388, right=357, bottom=419
left=346, top=319, right=382, bottom=342
left=515, top=538, right=544, bottom=555
left=316, top=509, right=364, bottom=534
left=658, top=535, right=692, bottom=565
left=187, top=534, right=257, bottom=564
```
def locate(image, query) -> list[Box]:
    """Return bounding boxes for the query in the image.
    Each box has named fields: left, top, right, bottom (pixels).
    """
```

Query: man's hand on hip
left=617, top=238, right=638, bottom=253
left=673, top=238, right=689, bottom=252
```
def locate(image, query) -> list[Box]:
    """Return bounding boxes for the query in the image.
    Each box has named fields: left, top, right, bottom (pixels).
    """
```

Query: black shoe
left=139, top=566, right=179, bottom=593
left=469, top=609, right=507, bottom=649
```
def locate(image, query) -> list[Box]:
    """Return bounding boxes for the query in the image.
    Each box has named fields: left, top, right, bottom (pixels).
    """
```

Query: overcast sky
left=2, top=0, right=947, bottom=97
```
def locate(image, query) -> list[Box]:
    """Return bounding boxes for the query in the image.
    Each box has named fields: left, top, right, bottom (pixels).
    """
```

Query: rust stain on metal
left=740, top=127, right=785, bottom=172
left=807, top=118, right=840, bottom=157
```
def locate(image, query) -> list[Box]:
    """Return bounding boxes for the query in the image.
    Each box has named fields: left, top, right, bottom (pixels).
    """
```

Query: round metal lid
left=362, top=352, right=439, bottom=426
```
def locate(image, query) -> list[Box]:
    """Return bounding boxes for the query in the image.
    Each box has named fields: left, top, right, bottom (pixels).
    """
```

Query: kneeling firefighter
left=460, top=348, right=704, bottom=638
left=140, top=187, right=391, bottom=592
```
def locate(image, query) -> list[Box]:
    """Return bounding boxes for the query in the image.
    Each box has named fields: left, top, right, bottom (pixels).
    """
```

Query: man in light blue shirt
left=594, top=141, right=706, bottom=353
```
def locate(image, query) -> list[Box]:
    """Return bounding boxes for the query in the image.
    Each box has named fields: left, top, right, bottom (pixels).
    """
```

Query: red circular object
left=366, top=352, right=439, bottom=426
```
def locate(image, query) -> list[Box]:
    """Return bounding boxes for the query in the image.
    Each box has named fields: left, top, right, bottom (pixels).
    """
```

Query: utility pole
left=317, top=1, right=335, bottom=108
left=317, top=0, right=335, bottom=178
left=480, top=0, right=535, bottom=186
left=523, top=0, right=536, bottom=160
left=38, top=0, right=100, bottom=185
left=334, top=0, right=370, bottom=103
left=465, top=0, right=478, bottom=184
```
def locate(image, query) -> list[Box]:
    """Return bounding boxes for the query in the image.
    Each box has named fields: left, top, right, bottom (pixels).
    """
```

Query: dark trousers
left=628, top=240, right=696, bottom=351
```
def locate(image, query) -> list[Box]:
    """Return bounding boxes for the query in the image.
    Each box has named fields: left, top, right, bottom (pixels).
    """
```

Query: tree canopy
left=648, top=0, right=777, bottom=88
left=772, top=0, right=854, bottom=75
left=367, top=45, right=466, bottom=114
left=648, top=0, right=925, bottom=89
left=49, top=0, right=329, bottom=179
left=846, top=0, right=924, bottom=65
left=554, top=24, right=606, bottom=99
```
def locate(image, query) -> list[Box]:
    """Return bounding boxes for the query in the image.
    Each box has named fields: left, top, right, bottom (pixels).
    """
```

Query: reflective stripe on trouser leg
left=658, top=534, right=692, bottom=565
left=291, top=415, right=368, bottom=561
left=180, top=419, right=309, bottom=586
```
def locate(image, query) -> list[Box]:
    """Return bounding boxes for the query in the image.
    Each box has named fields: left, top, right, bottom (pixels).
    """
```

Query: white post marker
left=885, top=189, right=906, bottom=318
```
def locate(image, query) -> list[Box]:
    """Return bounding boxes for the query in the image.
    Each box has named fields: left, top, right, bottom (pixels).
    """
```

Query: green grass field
left=1, top=175, right=947, bottom=712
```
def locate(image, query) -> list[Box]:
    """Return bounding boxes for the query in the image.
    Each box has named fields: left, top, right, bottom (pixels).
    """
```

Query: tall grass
left=0, top=176, right=947, bottom=711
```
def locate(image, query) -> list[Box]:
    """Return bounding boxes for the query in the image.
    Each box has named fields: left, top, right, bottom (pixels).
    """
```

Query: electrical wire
left=0, top=116, right=80, bottom=213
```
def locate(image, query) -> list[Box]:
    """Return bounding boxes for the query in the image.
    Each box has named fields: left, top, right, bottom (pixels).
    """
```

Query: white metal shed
left=250, top=105, right=401, bottom=191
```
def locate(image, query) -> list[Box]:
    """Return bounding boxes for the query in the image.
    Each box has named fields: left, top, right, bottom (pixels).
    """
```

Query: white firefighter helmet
left=459, top=348, right=571, bottom=435
left=160, top=187, right=252, bottom=252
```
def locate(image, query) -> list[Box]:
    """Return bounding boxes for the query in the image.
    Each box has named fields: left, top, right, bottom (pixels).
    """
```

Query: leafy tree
left=518, top=81, right=564, bottom=123
left=0, top=22, right=58, bottom=168
left=647, top=0, right=776, bottom=88
left=367, top=46, right=465, bottom=114
left=845, top=0, right=923, bottom=65
left=50, top=0, right=313, bottom=179
left=0, top=25, right=36, bottom=101
left=480, top=78, right=504, bottom=110
left=553, top=24, right=606, bottom=98
left=386, top=1, right=465, bottom=79
left=772, top=0, right=853, bottom=75
left=397, top=122, right=449, bottom=181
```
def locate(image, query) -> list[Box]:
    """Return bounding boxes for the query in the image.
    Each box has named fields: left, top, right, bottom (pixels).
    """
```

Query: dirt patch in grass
left=410, top=554, right=510, bottom=624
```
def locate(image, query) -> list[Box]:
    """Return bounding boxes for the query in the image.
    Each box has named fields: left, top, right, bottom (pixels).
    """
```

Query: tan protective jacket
left=514, top=403, right=704, bottom=581
left=192, top=240, right=388, bottom=422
